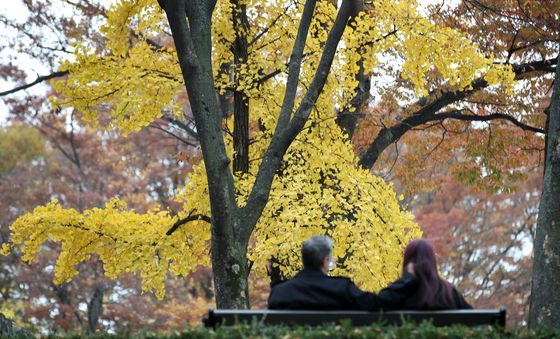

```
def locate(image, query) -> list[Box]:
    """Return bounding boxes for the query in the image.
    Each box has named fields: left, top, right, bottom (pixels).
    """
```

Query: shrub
left=45, top=321, right=560, bottom=339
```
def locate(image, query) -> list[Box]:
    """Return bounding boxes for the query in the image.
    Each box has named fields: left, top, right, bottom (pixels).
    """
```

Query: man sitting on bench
left=267, top=235, right=418, bottom=310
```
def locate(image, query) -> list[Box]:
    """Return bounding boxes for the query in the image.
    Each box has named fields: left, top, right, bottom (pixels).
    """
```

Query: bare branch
left=0, top=71, right=68, bottom=97
left=248, top=4, right=293, bottom=46
left=160, top=114, right=199, bottom=139
left=148, top=123, right=198, bottom=147
left=431, top=109, right=545, bottom=134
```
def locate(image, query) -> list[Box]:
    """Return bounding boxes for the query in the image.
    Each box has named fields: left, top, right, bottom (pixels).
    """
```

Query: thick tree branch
left=273, top=0, right=319, bottom=134
left=288, top=0, right=353, bottom=132
left=258, top=68, right=284, bottom=84
left=235, top=0, right=321, bottom=240
left=358, top=57, right=557, bottom=169
left=231, top=0, right=251, bottom=173
left=511, top=58, right=558, bottom=78
left=335, top=26, right=398, bottom=138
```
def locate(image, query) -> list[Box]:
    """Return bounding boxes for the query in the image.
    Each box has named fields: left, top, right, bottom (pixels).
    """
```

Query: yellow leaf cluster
left=3, top=199, right=210, bottom=299
left=52, top=0, right=183, bottom=135
left=339, top=0, right=516, bottom=98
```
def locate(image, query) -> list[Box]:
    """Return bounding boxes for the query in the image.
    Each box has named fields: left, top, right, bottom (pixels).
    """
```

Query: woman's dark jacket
left=391, top=284, right=472, bottom=310
left=267, top=268, right=418, bottom=311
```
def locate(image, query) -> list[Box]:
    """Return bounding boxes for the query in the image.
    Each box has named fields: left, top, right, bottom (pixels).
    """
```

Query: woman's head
left=402, top=239, right=438, bottom=277
left=402, top=239, right=456, bottom=310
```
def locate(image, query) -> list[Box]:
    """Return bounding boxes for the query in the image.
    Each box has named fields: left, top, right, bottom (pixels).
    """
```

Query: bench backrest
left=204, top=308, right=506, bottom=328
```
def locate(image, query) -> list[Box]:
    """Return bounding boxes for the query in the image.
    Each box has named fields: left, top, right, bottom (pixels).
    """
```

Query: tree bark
left=335, top=0, right=372, bottom=140
left=231, top=0, right=250, bottom=174
left=162, top=0, right=250, bottom=308
left=0, top=313, right=30, bottom=337
left=243, top=0, right=354, bottom=229
left=87, top=286, right=104, bottom=334
left=529, top=49, right=560, bottom=328
left=336, top=57, right=370, bottom=139
left=218, top=63, right=234, bottom=119
left=51, top=283, right=83, bottom=328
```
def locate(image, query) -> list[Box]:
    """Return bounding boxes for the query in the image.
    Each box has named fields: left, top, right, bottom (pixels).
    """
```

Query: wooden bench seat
left=203, top=308, right=506, bottom=328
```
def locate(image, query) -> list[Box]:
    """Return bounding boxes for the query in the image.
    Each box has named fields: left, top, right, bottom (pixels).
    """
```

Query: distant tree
left=0, top=114, right=202, bottom=333
left=411, top=170, right=540, bottom=324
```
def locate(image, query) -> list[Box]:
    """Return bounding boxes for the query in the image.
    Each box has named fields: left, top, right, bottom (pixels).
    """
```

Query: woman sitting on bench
left=392, top=239, right=472, bottom=310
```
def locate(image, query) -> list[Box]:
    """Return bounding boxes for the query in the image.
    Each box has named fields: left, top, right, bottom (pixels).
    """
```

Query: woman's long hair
left=402, top=239, right=457, bottom=310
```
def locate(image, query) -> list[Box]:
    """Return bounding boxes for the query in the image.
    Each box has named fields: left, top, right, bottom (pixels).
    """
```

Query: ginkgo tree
left=1, top=0, right=517, bottom=309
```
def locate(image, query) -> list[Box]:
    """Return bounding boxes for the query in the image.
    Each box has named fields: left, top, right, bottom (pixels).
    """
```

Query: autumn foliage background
left=0, top=0, right=557, bottom=334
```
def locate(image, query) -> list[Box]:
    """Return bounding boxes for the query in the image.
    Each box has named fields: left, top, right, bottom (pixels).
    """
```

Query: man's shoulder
left=270, top=275, right=302, bottom=291
left=300, top=270, right=354, bottom=284
left=325, top=275, right=352, bottom=282
left=272, top=271, right=352, bottom=288
left=313, top=274, right=357, bottom=290
left=271, top=278, right=292, bottom=289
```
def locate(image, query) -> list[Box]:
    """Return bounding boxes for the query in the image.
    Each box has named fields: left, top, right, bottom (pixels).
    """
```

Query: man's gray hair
left=301, top=235, right=333, bottom=269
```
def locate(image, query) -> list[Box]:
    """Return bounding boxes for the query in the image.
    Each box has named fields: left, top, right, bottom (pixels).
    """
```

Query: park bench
left=203, top=308, right=506, bottom=328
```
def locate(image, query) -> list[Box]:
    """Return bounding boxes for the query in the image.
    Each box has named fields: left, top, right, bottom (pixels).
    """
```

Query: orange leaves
left=175, top=151, right=190, bottom=163
left=411, top=171, right=540, bottom=324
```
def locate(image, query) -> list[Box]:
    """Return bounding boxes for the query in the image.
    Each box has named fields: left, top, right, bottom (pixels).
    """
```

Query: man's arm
left=346, top=272, right=418, bottom=311
left=345, top=281, right=382, bottom=310
left=375, top=273, right=418, bottom=309
left=267, top=285, right=283, bottom=309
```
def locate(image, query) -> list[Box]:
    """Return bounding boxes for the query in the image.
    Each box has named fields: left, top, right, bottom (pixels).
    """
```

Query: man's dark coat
left=267, top=268, right=418, bottom=310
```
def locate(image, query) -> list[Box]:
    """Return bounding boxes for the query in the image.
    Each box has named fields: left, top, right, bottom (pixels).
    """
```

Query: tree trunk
left=51, top=283, right=83, bottom=328
left=222, top=1, right=251, bottom=307
left=336, top=58, right=369, bottom=139
left=218, top=63, right=234, bottom=119
left=211, top=221, right=250, bottom=308
left=0, top=313, right=30, bottom=337
left=162, top=0, right=250, bottom=308
left=87, top=286, right=104, bottom=333
left=529, top=50, right=560, bottom=328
